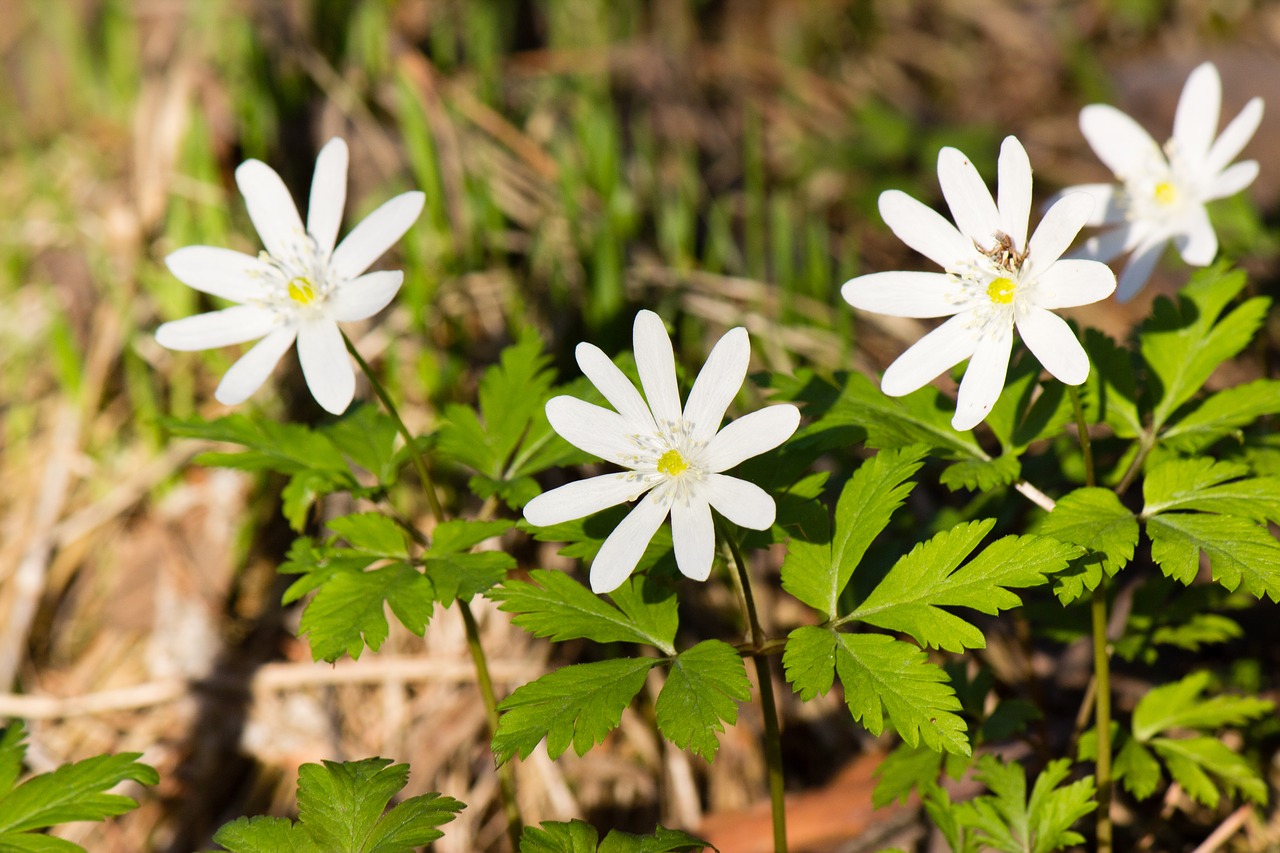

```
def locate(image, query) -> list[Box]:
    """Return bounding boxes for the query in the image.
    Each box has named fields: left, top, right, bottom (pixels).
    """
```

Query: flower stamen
left=657, top=449, right=690, bottom=477
left=1153, top=181, right=1178, bottom=206
left=986, top=276, right=1016, bottom=305
left=288, top=276, right=318, bottom=305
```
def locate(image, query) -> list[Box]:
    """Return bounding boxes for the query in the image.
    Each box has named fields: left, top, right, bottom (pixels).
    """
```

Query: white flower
left=1065, top=61, right=1263, bottom=300
left=155, top=138, right=425, bottom=414
left=842, top=136, right=1116, bottom=431
left=523, top=311, right=801, bottom=594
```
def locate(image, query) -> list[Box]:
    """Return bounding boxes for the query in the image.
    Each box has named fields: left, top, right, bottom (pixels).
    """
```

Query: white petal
left=590, top=491, right=669, bottom=593
left=308, top=138, right=349, bottom=258
left=938, top=146, right=1000, bottom=244
left=328, top=270, right=404, bottom=322
left=1116, top=234, right=1170, bottom=302
left=1173, top=205, right=1218, bottom=266
left=329, top=191, right=426, bottom=281
left=683, top=327, right=749, bottom=443
left=523, top=473, right=643, bottom=527
left=235, top=159, right=306, bottom=261
left=155, top=305, right=278, bottom=351
left=701, top=405, right=800, bottom=473
left=165, top=246, right=274, bottom=302
left=297, top=320, right=355, bottom=414
left=952, top=329, right=1013, bottom=431
left=703, top=473, right=777, bottom=530
left=1172, top=62, right=1221, bottom=167
left=575, top=343, right=656, bottom=433
left=1017, top=307, right=1089, bottom=385
left=1057, top=183, right=1126, bottom=226
left=214, top=327, right=297, bottom=405
left=997, top=136, right=1032, bottom=250
left=1025, top=192, right=1093, bottom=277
left=546, top=396, right=647, bottom=467
left=1204, top=98, right=1263, bottom=179
left=842, top=271, right=976, bottom=318
left=1028, top=259, right=1116, bottom=309
left=881, top=313, right=983, bottom=397
left=670, top=497, right=715, bottom=582
left=633, top=310, right=683, bottom=428
left=877, top=189, right=971, bottom=269
left=1207, top=160, right=1259, bottom=201
left=1073, top=224, right=1138, bottom=263
left=1079, top=104, right=1163, bottom=180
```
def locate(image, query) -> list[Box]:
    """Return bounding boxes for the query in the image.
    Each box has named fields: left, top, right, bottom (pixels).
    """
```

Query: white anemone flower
left=1065, top=61, right=1263, bottom=300
left=155, top=137, right=425, bottom=414
left=523, top=310, right=801, bottom=594
left=842, top=136, right=1116, bottom=431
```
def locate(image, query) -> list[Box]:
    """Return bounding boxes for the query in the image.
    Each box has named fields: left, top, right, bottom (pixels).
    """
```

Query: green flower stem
left=720, top=523, right=787, bottom=853
left=345, top=334, right=523, bottom=849
left=1069, top=385, right=1112, bottom=853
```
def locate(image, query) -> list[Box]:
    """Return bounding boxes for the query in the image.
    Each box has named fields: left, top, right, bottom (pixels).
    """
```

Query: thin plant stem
left=1069, top=385, right=1112, bottom=853
left=720, top=523, right=787, bottom=853
left=345, top=333, right=523, bottom=849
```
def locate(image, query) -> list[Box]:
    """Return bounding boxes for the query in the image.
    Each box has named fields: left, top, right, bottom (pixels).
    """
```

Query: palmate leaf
left=320, top=404, right=401, bottom=485
left=781, top=446, right=926, bottom=618
left=494, top=659, right=658, bottom=764
left=1152, top=737, right=1268, bottom=807
left=872, top=743, right=944, bottom=808
left=655, top=641, right=751, bottom=761
left=848, top=520, right=1078, bottom=652
left=1038, top=488, right=1139, bottom=604
left=1083, top=329, right=1142, bottom=439
left=424, top=519, right=515, bottom=604
left=823, top=372, right=987, bottom=460
left=165, top=414, right=352, bottom=478
left=490, top=570, right=677, bottom=652
left=211, top=759, right=463, bottom=853
left=297, top=563, right=435, bottom=662
left=1141, top=264, right=1268, bottom=429
left=957, top=757, right=1096, bottom=853
left=783, top=627, right=969, bottom=755
left=518, top=820, right=713, bottom=853
left=0, top=722, right=158, bottom=851
left=1142, top=457, right=1280, bottom=523
left=1132, top=671, right=1273, bottom=743
left=1161, top=379, right=1280, bottom=453
left=1114, top=737, right=1163, bottom=800
left=1146, top=513, right=1280, bottom=600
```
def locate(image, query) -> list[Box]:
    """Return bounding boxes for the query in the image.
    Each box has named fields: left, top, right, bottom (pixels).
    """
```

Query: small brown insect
left=975, top=230, right=1028, bottom=273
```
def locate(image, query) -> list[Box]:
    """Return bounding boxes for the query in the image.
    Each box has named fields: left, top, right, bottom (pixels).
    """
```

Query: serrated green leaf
left=1114, top=737, right=1162, bottom=800
left=1146, top=513, right=1280, bottom=599
left=1040, top=488, right=1139, bottom=604
left=922, top=783, right=979, bottom=853
left=824, top=372, right=987, bottom=460
left=848, top=522, right=1077, bottom=652
left=1161, top=379, right=1280, bottom=452
left=490, top=570, right=677, bottom=652
left=598, top=826, right=715, bottom=852
left=783, top=628, right=968, bottom=755
left=167, top=415, right=353, bottom=477
left=781, top=447, right=926, bottom=617
left=494, top=659, right=658, bottom=763
left=212, top=816, right=319, bottom=852
left=1142, top=457, right=1280, bottom=522
left=939, top=455, right=1021, bottom=492
left=299, top=564, right=434, bottom=661
left=281, top=471, right=330, bottom=532
left=1141, top=265, right=1267, bottom=429
left=873, top=744, right=943, bottom=808
left=1083, top=329, right=1141, bottom=439
left=520, top=820, right=598, bottom=853
left=321, top=405, right=401, bottom=484
left=327, top=513, right=410, bottom=559
left=0, top=722, right=157, bottom=843
left=1151, top=736, right=1268, bottom=807
left=426, top=551, right=514, bottom=605
left=655, top=641, right=750, bottom=761
left=1132, top=671, right=1273, bottom=742
left=958, top=756, right=1095, bottom=853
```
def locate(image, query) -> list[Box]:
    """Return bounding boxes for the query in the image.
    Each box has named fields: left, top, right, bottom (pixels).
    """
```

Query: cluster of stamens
left=256, top=231, right=332, bottom=314
left=618, top=418, right=708, bottom=506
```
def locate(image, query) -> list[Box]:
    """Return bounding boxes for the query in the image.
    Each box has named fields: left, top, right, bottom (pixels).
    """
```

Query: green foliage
left=655, top=641, right=751, bottom=761
left=820, top=373, right=986, bottom=461
left=210, top=758, right=463, bottom=852
left=437, top=332, right=584, bottom=509
left=1038, top=487, right=1139, bottom=603
left=955, top=757, right=1096, bottom=853
left=872, top=744, right=944, bottom=808
left=1160, top=379, right=1280, bottom=452
left=1082, top=329, right=1141, bottom=439
left=519, top=820, right=713, bottom=852
left=493, top=658, right=658, bottom=764
left=0, top=722, right=158, bottom=852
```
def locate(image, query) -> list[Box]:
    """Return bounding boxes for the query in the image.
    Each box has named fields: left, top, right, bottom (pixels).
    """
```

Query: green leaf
left=328, top=513, right=410, bottom=559
left=281, top=471, right=332, bottom=532
left=1141, top=265, right=1267, bottom=429
left=1131, top=671, right=1273, bottom=742
left=1082, top=329, right=1141, bottom=439
left=849, top=521, right=1077, bottom=652
left=873, top=744, right=943, bottom=808
left=783, top=627, right=969, bottom=755
left=320, top=404, right=402, bottom=485
left=823, top=372, right=987, bottom=460
left=0, top=722, right=158, bottom=847
left=299, top=563, right=434, bottom=662
left=490, top=570, right=677, bottom=652
left=166, top=414, right=352, bottom=478
left=655, top=641, right=751, bottom=761
left=781, top=447, right=926, bottom=617
left=1151, top=736, right=1268, bottom=807
left=1142, top=457, right=1280, bottom=522
left=957, top=756, right=1096, bottom=853
left=429, top=519, right=514, bottom=555
left=597, top=826, right=715, bottom=852
left=922, top=783, right=979, bottom=853
left=1039, top=488, right=1139, bottom=604
left=1114, top=737, right=1162, bottom=800
left=494, top=659, right=658, bottom=764
left=1161, top=379, right=1280, bottom=452
left=939, top=455, right=1021, bottom=492
left=1146, top=513, right=1280, bottom=599
left=519, top=821, right=714, bottom=853
left=212, top=759, right=464, bottom=853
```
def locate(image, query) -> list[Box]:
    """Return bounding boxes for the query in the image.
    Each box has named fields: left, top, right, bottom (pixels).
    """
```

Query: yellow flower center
left=987, top=276, right=1016, bottom=305
left=288, top=276, right=318, bottom=305
left=657, top=449, right=690, bottom=477
left=1154, top=181, right=1178, bottom=206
